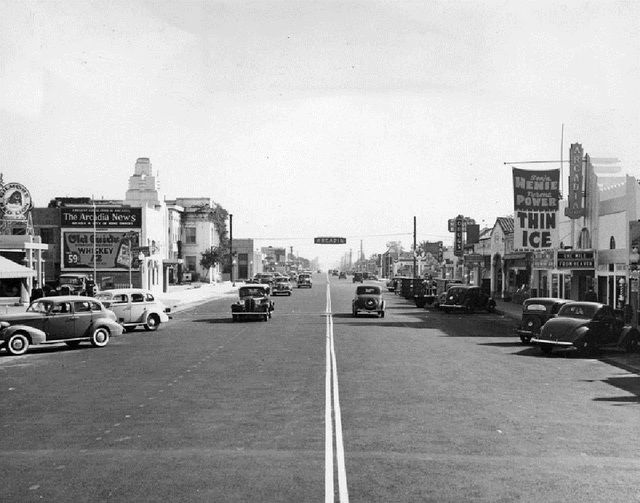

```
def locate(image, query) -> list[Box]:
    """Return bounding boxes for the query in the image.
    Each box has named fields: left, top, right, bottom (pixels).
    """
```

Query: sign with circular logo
left=0, top=182, right=32, bottom=220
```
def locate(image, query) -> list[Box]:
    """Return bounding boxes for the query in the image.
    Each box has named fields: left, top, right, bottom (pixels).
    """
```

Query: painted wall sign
left=565, top=143, right=585, bottom=218
left=61, top=207, right=142, bottom=228
left=0, top=182, right=32, bottom=219
left=557, top=250, right=594, bottom=269
left=512, top=168, right=559, bottom=250
left=62, top=231, right=140, bottom=270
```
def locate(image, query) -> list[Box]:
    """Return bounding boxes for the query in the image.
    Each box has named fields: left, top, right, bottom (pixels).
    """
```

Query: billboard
left=62, top=231, right=140, bottom=270
left=513, top=168, right=560, bottom=250
left=61, top=207, right=142, bottom=228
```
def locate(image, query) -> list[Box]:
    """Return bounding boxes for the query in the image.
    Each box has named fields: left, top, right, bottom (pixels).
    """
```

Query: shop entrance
left=598, top=274, right=627, bottom=309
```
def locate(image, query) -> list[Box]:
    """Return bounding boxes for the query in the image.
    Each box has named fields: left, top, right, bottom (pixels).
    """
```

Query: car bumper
left=530, top=337, right=575, bottom=348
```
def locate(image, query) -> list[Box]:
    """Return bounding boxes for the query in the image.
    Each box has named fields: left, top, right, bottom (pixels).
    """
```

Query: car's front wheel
left=520, top=335, right=531, bottom=345
left=90, top=327, right=110, bottom=347
left=144, top=314, right=160, bottom=331
left=6, top=333, right=29, bottom=356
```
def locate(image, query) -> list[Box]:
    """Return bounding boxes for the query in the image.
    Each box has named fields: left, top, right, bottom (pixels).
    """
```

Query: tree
left=200, top=246, right=225, bottom=280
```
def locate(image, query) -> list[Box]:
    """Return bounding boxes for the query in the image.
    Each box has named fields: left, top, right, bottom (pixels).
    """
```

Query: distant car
left=231, top=285, right=274, bottom=321
left=531, top=302, right=640, bottom=355
left=386, top=278, right=396, bottom=292
left=272, top=278, right=293, bottom=296
left=56, top=273, right=96, bottom=296
left=331, top=270, right=339, bottom=276
left=297, top=274, right=312, bottom=288
left=440, top=285, right=496, bottom=313
left=0, top=296, right=123, bottom=356
left=255, top=273, right=275, bottom=285
left=352, top=285, right=385, bottom=317
left=516, top=297, right=571, bottom=344
left=338, top=272, right=347, bottom=279
left=368, top=274, right=379, bottom=281
left=95, top=288, right=171, bottom=332
left=352, top=272, right=364, bottom=283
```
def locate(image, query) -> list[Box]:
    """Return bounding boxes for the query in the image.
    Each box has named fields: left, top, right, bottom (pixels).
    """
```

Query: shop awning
left=0, top=256, right=36, bottom=279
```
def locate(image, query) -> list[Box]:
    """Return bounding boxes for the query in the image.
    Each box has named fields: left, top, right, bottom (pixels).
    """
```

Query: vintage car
left=352, top=272, right=364, bottom=283
left=386, top=278, right=396, bottom=292
left=338, top=271, right=347, bottom=279
left=255, top=273, right=275, bottom=285
left=56, top=273, right=96, bottom=296
left=432, top=278, right=463, bottom=308
left=440, top=285, right=496, bottom=313
left=352, top=285, right=385, bottom=317
left=272, top=278, right=293, bottom=296
left=516, top=297, right=571, bottom=344
left=0, top=296, right=123, bottom=356
left=297, top=273, right=312, bottom=288
left=531, top=302, right=640, bottom=355
left=95, top=288, right=171, bottom=332
left=231, top=285, right=275, bottom=321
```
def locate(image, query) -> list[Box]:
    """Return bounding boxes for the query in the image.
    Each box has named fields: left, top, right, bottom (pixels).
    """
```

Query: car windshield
left=558, top=303, right=597, bottom=319
left=27, top=300, right=54, bottom=313
left=239, top=288, right=267, bottom=298
left=357, top=286, right=380, bottom=295
left=94, top=293, right=112, bottom=300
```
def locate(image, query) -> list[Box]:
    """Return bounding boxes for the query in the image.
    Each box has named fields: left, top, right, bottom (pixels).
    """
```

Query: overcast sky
left=2, top=0, right=639, bottom=267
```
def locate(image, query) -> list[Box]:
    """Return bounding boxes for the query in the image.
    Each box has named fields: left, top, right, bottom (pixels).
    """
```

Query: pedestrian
left=585, top=288, right=597, bottom=302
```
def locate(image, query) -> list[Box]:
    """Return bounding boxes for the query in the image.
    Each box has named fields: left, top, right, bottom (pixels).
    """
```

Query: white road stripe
left=325, top=296, right=334, bottom=503
left=325, top=281, right=349, bottom=502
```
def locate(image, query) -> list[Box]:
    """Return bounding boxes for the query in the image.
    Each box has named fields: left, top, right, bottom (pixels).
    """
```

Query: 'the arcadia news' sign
left=61, top=207, right=142, bottom=228
left=314, top=237, right=346, bottom=244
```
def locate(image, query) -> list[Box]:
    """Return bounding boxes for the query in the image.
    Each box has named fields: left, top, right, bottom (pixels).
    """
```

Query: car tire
left=144, top=314, right=160, bottom=331
left=232, top=314, right=238, bottom=322
left=65, top=340, right=81, bottom=348
left=520, top=335, right=531, bottom=345
left=352, top=307, right=357, bottom=317
left=263, top=313, right=268, bottom=321
left=540, top=344, right=553, bottom=355
left=287, top=292, right=291, bottom=296
left=90, top=327, right=110, bottom=348
left=379, top=311, right=385, bottom=318
left=6, top=333, right=29, bottom=356
left=463, top=300, right=473, bottom=313
left=487, top=301, right=496, bottom=313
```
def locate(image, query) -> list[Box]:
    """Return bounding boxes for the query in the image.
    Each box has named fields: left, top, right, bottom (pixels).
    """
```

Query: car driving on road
left=95, top=288, right=171, bottom=332
left=0, top=296, right=123, bottom=355
left=297, top=273, right=312, bottom=288
left=352, top=285, right=385, bottom=318
left=272, top=277, right=293, bottom=296
left=231, top=285, right=275, bottom=321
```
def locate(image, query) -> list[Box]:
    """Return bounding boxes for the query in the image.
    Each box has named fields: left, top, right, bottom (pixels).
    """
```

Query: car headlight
left=0, top=321, right=10, bottom=330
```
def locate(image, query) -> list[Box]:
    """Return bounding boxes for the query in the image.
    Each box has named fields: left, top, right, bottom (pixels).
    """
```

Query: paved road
left=1, top=274, right=639, bottom=502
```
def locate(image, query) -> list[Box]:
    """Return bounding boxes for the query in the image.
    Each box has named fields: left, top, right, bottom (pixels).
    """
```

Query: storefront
left=554, top=249, right=596, bottom=301
left=503, top=252, right=531, bottom=298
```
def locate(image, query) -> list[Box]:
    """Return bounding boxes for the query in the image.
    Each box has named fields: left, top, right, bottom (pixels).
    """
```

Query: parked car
left=56, top=273, right=96, bottom=296
left=352, top=272, right=364, bottom=283
left=386, top=278, right=396, bottom=292
left=516, top=297, right=571, bottom=344
left=272, top=278, right=293, bottom=296
left=95, top=288, right=171, bottom=332
left=297, top=273, right=312, bottom=288
left=0, top=296, right=123, bottom=356
left=231, top=285, right=274, bottom=321
left=432, top=279, right=464, bottom=308
left=531, top=302, right=640, bottom=355
left=352, top=285, right=385, bottom=317
left=338, top=271, right=347, bottom=279
left=440, top=285, right=496, bottom=313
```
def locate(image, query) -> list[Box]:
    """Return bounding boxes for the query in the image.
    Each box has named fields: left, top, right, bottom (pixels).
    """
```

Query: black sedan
left=515, top=297, right=571, bottom=344
left=0, top=296, right=123, bottom=356
left=352, top=285, right=385, bottom=317
left=440, top=285, right=496, bottom=313
left=531, top=302, right=640, bottom=355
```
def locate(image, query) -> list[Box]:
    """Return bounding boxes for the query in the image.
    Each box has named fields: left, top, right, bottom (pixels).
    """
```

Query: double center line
left=325, top=282, right=349, bottom=503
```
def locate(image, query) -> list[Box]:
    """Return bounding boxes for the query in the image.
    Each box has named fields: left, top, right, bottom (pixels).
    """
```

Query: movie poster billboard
left=512, top=168, right=560, bottom=250
left=62, top=231, right=141, bottom=270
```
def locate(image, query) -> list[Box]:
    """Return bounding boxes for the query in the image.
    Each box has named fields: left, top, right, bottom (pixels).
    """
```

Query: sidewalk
left=157, top=281, right=241, bottom=313
left=0, top=281, right=242, bottom=316
left=494, top=298, right=640, bottom=374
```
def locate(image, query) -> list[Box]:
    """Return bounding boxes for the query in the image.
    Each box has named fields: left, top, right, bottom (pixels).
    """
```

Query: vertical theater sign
left=512, top=168, right=560, bottom=250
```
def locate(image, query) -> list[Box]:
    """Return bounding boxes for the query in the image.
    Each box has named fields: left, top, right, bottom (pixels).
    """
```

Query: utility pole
left=413, top=216, right=417, bottom=279
left=229, top=213, right=234, bottom=286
